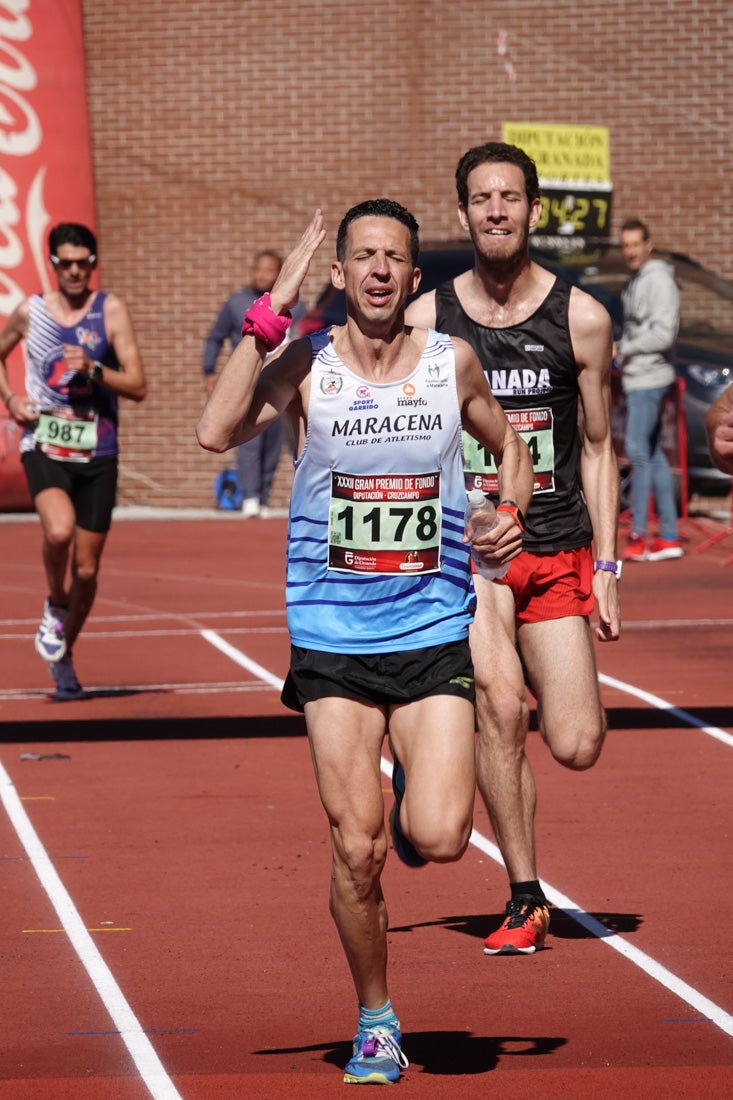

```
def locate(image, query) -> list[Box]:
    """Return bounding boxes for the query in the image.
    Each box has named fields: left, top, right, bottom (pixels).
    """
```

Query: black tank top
left=436, top=277, right=592, bottom=553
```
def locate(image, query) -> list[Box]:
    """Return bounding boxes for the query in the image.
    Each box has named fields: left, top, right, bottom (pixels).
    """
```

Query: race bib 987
left=35, top=405, right=98, bottom=461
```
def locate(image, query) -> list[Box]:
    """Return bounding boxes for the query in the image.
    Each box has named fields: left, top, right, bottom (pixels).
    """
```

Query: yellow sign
left=502, top=123, right=610, bottom=182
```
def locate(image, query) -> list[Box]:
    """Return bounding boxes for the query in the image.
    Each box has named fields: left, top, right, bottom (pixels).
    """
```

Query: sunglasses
left=50, top=255, right=96, bottom=271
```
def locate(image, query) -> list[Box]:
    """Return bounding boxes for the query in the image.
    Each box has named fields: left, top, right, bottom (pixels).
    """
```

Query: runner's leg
left=34, top=487, right=75, bottom=606
left=388, top=693, right=475, bottom=863
left=471, top=576, right=536, bottom=883
left=519, top=615, right=606, bottom=770
left=65, top=526, right=108, bottom=649
left=305, top=696, right=390, bottom=1009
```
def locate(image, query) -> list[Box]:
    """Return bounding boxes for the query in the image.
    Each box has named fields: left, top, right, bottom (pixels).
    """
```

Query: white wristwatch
left=593, top=559, right=622, bottom=580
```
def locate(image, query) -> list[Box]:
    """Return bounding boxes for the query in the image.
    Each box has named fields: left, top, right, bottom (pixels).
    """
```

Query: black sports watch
left=91, top=360, right=104, bottom=382
left=593, top=559, right=622, bottom=580
left=496, top=499, right=526, bottom=532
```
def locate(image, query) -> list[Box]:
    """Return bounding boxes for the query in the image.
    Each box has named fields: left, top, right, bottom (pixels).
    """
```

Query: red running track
left=1, top=512, right=732, bottom=1098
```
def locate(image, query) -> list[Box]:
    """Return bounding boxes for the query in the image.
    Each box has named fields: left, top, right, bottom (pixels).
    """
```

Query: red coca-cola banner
left=1, top=0, right=97, bottom=509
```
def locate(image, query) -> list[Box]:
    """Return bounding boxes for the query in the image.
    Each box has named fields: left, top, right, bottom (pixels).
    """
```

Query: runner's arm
left=571, top=288, right=621, bottom=642
left=62, top=293, right=147, bottom=402
left=0, top=300, right=38, bottom=427
left=455, top=337, right=533, bottom=562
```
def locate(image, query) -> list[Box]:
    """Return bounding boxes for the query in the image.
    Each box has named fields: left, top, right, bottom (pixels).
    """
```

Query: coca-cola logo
left=0, top=0, right=51, bottom=317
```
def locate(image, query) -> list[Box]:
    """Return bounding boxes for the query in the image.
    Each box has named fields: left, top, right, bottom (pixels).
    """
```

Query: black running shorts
left=281, top=638, right=475, bottom=713
left=22, top=449, right=118, bottom=533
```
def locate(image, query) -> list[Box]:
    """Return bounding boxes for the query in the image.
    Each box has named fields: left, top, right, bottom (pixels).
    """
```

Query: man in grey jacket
left=617, top=218, right=682, bottom=561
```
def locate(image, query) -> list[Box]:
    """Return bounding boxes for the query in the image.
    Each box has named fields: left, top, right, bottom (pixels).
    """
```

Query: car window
left=673, top=270, right=733, bottom=339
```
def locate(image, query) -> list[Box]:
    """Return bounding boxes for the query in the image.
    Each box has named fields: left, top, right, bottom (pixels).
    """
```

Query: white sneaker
left=49, top=655, right=84, bottom=701
left=241, top=497, right=261, bottom=518
left=35, top=599, right=68, bottom=662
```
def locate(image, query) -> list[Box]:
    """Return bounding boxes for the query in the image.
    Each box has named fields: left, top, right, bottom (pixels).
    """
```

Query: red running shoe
left=623, top=533, right=647, bottom=562
left=483, top=895, right=550, bottom=955
left=646, top=537, right=684, bottom=561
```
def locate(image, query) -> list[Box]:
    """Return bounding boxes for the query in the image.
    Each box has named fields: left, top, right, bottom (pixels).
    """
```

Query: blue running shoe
left=343, top=1025, right=408, bottom=1084
left=50, top=655, right=84, bottom=702
left=35, top=599, right=67, bottom=662
left=389, top=755, right=427, bottom=868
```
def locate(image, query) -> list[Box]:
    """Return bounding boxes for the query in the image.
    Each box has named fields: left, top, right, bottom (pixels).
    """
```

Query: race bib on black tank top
left=436, top=278, right=592, bottom=553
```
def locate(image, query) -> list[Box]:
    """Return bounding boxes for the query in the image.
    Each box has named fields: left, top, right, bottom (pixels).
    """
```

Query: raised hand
left=270, top=210, right=327, bottom=314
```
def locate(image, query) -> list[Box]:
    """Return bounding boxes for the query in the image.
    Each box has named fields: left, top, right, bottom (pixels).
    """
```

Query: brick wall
left=79, top=0, right=733, bottom=508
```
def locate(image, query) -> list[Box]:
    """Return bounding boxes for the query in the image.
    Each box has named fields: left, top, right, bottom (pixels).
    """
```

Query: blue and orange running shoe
left=343, top=1025, right=409, bottom=1085
left=389, top=755, right=427, bottom=868
left=483, top=894, right=550, bottom=955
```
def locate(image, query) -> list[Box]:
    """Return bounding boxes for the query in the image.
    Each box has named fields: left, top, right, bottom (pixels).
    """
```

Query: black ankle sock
left=510, top=880, right=547, bottom=905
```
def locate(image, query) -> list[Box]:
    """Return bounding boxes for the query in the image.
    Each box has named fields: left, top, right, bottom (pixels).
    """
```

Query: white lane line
left=200, top=629, right=285, bottom=692
left=377, top=759, right=733, bottom=1038
left=599, top=672, right=733, bottom=747
left=200, top=635, right=733, bottom=1038
left=471, top=826, right=733, bottom=1036
left=0, top=762, right=182, bottom=1100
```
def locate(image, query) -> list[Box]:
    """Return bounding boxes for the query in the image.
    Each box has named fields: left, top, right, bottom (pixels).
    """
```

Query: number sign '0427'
left=534, top=186, right=613, bottom=243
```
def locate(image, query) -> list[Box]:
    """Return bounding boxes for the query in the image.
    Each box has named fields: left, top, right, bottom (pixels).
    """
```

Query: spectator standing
left=202, top=250, right=305, bottom=516
left=617, top=218, right=683, bottom=561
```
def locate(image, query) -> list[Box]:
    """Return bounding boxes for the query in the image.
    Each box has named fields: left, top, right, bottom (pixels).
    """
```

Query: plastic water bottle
left=464, top=489, right=509, bottom=580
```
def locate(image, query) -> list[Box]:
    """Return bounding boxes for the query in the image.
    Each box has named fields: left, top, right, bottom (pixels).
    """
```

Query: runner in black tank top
left=435, top=277, right=592, bottom=553
left=406, top=141, right=621, bottom=959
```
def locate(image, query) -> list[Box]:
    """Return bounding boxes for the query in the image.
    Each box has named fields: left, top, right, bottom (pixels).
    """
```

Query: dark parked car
left=295, top=240, right=733, bottom=496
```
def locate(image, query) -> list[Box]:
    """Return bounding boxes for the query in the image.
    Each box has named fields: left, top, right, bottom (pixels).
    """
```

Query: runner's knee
left=73, top=560, right=100, bottom=585
left=333, top=829, right=388, bottom=897
left=475, top=682, right=529, bottom=750
left=43, top=523, right=74, bottom=551
left=410, top=812, right=471, bottom=863
left=547, top=719, right=606, bottom=771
